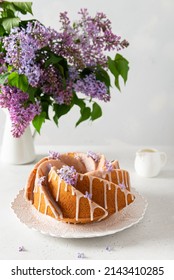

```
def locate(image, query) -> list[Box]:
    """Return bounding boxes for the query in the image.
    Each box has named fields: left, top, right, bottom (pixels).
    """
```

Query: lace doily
left=11, top=188, right=148, bottom=238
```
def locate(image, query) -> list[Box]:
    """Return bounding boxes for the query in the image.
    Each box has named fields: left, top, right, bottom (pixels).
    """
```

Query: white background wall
left=0, top=0, right=174, bottom=146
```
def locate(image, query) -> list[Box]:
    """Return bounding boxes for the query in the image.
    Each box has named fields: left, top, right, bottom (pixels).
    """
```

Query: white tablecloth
left=0, top=142, right=174, bottom=260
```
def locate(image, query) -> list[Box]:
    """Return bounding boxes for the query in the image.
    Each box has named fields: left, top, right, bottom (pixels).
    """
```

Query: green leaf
left=45, top=54, right=63, bottom=68
left=32, top=112, right=46, bottom=134
left=57, top=64, right=64, bottom=77
left=2, top=17, right=21, bottom=33
left=76, top=107, right=91, bottom=127
left=43, top=51, right=68, bottom=78
left=4, top=8, right=15, bottom=19
left=0, top=2, right=16, bottom=13
left=95, top=66, right=111, bottom=88
left=13, top=2, right=33, bottom=15
left=115, top=53, right=129, bottom=84
left=40, top=95, right=52, bottom=119
left=8, top=72, right=28, bottom=92
left=108, top=54, right=129, bottom=91
left=73, top=93, right=85, bottom=110
left=0, top=73, right=9, bottom=85
left=80, top=67, right=93, bottom=78
left=53, top=114, right=59, bottom=126
left=7, top=65, right=13, bottom=72
left=0, top=25, right=6, bottom=36
left=108, top=56, right=120, bottom=90
left=91, top=102, right=102, bottom=121
left=53, top=104, right=71, bottom=119
left=57, top=57, right=68, bottom=78
left=27, top=86, right=38, bottom=102
left=53, top=103, right=72, bottom=123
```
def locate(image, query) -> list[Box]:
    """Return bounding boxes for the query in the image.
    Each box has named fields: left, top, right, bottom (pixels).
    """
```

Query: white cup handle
left=160, top=152, right=167, bottom=167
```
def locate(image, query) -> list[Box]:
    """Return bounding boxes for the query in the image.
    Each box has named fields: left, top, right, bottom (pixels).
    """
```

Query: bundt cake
left=25, top=151, right=135, bottom=224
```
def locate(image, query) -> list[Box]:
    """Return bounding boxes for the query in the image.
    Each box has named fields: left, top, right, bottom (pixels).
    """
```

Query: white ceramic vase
left=0, top=109, right=36, bottom=165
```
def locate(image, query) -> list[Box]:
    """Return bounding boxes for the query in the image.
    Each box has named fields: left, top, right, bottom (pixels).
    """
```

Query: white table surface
left=0, top=142, right=174, bottom=260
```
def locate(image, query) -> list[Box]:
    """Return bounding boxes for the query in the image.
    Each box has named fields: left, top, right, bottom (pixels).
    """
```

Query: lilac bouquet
left=0, top=1, right=129, bottom=137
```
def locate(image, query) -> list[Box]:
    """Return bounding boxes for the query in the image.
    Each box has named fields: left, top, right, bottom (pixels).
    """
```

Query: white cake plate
left=11, top=188, right=148, bottom=238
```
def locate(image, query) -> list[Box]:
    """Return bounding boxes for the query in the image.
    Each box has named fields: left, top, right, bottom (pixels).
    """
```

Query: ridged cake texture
left=25, top=151, right=135, bottom=224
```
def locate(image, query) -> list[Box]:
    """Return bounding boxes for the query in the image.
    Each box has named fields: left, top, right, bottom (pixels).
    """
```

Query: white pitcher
left=134, top=148, right=167, bottom=177
left=0, top=109, right=36, bottom=165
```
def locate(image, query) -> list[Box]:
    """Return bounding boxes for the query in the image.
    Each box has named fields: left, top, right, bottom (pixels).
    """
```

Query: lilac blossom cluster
left=73, top=74, right=110, bottom=102
left=2, top=13, right=118, bottom=104
left=40, top=66, right=73, bottom=105
left=57, top=165, right=78, bottom=186
left=58, top=9, right=128, bottom=68
left=0, top=85, right=41, bottom=137
left=3, top=22, right=59, bottom=87
left=0, top=9, right=129, bottom=137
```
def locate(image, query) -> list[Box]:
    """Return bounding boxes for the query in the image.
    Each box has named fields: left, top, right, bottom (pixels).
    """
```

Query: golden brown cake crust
left=25, top=152, right=135, bottom=224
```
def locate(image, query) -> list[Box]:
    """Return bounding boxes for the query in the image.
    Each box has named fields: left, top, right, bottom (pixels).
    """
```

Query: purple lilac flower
left=37, top=176, right=46, bottom=187
left=18, top=246, right=25, bottom=252
left=3, top=28, right=40, bottom=87
left=58, top=9, right=126, bottom=68
left=0, top=52, right=5, bottom=64
left=0, top=10, right=129, bottom=138
left=40, top=67, right=73, bottom=105
left=48, top=150, right=60, bottom=160
left=53, top=85, right=73, bottom=105
left=87, top=151, right=100, bottom=162
left=57, top=165, right=78, bottom=186
left=105, top=246, right=112, bottom=252
left=3, top=21, right=59, bottom=87
left=84, top=191, right=92, bottom=200
left=119, top=183, right=126, bottom=190
left=0, top=65, right=7, bottom=74
left=77, top=252, right=85, bottom=259
left=73, top=74, right=110, bottom=102
left=68, top=66, right=79, bottom=80
left=105, top=160, right=114, bottom=172
left=0, top=85, right=41, bottom=137
left=0, top=52, right=7, bottom=74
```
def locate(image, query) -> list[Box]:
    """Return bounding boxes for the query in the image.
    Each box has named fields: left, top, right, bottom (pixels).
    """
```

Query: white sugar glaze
left=47, top=168, right=133, bottom=222
left=26, top=152, right=135, bottom=223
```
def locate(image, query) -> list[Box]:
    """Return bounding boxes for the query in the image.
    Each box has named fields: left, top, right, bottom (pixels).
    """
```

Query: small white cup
left=134, top=148, right=167, bottom=177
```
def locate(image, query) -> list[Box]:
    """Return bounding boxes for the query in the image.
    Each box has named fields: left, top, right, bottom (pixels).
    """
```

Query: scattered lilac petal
left=87, top=151, right=100, bottom=162
left=119, top=183, right=126, bottom=190
left=105, top=246, right=112, bottom=252
left=84, top=191, right=92, bottom=200
left=77, top=252, right=85, bottom=259
left=37, top=176, right=46, bottom=187
left=48, top=151, right=60, bottom=160
left=18, top=246, right=25, bottom=252
left=105, top=160, right=114, bottom=172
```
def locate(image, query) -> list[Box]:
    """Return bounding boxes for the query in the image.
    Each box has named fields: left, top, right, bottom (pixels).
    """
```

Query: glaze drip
left=25, top=151, right=135, bottom=224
